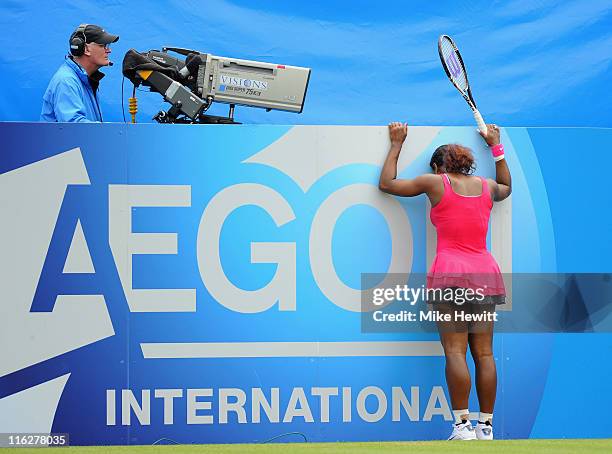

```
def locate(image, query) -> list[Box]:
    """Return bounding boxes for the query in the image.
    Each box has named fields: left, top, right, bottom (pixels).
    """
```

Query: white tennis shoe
left=475, top=421, right=494, bottom=440
left=448, top=420, right=477, bottom=440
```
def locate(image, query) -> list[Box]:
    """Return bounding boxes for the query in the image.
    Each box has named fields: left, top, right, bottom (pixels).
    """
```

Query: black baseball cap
left=76, top=24, right=119, bottom=45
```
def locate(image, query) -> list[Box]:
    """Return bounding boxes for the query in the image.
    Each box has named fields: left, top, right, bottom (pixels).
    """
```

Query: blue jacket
left=40, top=57, right=104, bottom=122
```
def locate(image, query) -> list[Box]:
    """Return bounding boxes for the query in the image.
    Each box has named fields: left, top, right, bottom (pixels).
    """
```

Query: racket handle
left=473, top=110, right=487, bottom=135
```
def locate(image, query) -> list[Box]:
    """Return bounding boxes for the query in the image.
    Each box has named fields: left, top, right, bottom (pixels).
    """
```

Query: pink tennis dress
left=427, top=174, right=505, bottom=300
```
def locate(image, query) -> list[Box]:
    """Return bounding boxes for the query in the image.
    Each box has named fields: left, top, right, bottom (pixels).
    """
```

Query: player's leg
left=437, top=304, right=475, bottom=440
left=440, top=330, right=470, bottom=410
left=468, top=304, right=496, bottom=440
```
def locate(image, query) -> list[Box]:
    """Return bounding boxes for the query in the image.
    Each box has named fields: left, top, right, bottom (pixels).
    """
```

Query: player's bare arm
left=379, top=122, right=439, bottom=197
left=480, top=124, right=512, bottom=201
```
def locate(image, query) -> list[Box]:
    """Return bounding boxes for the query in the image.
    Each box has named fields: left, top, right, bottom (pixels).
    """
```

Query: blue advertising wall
left=0, top=123, right=610, bottom=445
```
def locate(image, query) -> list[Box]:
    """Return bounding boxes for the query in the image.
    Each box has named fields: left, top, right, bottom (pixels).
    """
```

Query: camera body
left=196, top=54, right=310, bottom=113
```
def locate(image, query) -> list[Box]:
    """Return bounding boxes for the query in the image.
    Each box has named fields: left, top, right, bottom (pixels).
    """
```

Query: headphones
left=69, top=24, right=89, bottom=57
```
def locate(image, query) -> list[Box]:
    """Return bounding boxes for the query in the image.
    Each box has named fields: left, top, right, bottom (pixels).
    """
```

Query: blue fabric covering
left=40, top=57, right=102, bottom=123
left=0, top=1, right=610, bottom=125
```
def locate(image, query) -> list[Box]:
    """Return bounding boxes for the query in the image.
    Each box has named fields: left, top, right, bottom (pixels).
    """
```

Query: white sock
left=453, top=409, right=470, bottom=424
left=479, top=412, right=493, bottom=424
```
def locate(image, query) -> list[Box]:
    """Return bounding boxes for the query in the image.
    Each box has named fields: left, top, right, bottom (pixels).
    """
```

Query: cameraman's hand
left=479, top=124, right=501, bottom=146
left=388, top=122, right=408, bottom=147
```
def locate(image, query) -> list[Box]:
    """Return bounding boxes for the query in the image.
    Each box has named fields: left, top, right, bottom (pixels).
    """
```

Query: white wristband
left=494, top=154, right=505, bottom=162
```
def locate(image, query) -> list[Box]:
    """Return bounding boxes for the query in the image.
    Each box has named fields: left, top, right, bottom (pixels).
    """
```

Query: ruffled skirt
left=427, top=249, right=506, bottom=304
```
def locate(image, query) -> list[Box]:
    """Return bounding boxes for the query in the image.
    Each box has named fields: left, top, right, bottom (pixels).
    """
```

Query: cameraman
left=40, top=24, right=119, bottom=122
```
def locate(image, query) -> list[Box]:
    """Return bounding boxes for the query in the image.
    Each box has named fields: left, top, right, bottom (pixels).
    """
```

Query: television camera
left=122, top=47, right=311, bottom=124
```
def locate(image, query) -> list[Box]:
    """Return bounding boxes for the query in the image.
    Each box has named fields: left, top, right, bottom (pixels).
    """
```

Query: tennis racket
left=438, top=34, right=487, bottom=135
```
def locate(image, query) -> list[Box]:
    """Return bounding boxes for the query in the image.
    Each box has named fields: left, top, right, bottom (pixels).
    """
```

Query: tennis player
left=379, top=123, right=511, bottom=440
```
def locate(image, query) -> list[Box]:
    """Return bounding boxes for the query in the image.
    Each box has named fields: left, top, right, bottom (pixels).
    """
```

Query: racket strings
left=440, top=38, right=468, bottom=92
